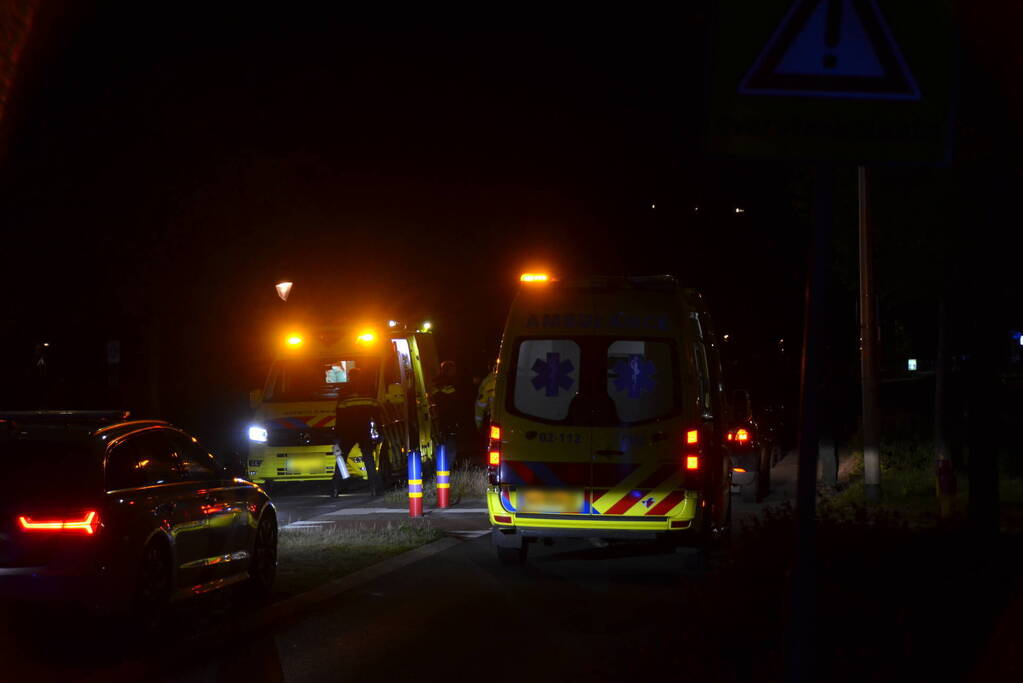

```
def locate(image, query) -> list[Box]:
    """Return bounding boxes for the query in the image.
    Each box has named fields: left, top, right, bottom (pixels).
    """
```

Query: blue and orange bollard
left=436, top=445, right=451, bottom=509
left=408, top=450, right=423, bottom=517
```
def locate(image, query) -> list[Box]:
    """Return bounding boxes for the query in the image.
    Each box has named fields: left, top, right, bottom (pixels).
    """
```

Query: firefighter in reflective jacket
left=474, top=367, right=497, bottom=432
left=334, top=367, right=383, bottom=497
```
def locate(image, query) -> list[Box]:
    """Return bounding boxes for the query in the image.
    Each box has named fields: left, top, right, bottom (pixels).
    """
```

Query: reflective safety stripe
left=409, top=492, right=423, bottom=498
left=437, top=483, right=451, bottom=489
left=408, top=479, right=423, bottom=485
left=437, top=471, right=450, bottom=477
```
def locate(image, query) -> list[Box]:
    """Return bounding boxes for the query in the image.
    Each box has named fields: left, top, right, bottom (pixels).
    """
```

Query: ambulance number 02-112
left=537, top=432, right=582, bottom=444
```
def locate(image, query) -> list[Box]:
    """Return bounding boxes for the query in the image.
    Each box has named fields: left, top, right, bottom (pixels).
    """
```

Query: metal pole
left=408, top=450, right=423, bottom=517
left=787, top=164, right=832, bottom=683
left=858, top=166, right=881, bottom=503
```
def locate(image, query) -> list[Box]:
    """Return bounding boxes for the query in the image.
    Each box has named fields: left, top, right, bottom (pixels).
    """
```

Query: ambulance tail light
left=487, top=424, right=502, bottom=484
left=681, top=428, right=704, bottom=490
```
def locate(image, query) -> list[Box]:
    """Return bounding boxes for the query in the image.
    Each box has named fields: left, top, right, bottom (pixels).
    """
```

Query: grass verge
left=276, top=519, right=444, bottom=595
left=382, top=462, right=488, bottom=506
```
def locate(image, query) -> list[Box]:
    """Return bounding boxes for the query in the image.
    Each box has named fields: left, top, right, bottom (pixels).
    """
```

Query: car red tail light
left=686, top=429, right=699, bottom=445
left=18, top=510, right=100, bottom=535
left=736, top=428, right=750, bottom=443
left=685, top=455, right=700, bottom=470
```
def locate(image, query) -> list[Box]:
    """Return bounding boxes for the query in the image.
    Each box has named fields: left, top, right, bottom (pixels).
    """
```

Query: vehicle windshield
left=0, top=438, right=101, bottom=499
left=264, top=356, right=381, bottom=402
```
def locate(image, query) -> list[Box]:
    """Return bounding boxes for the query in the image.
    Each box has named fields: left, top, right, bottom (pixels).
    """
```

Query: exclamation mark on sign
left=823, top=0, right=842, bottom=69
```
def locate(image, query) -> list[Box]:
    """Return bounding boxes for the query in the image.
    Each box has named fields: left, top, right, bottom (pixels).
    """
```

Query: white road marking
left=281, top=520, right=335, bottom=529
left=445, top=530, right=490, bottom=539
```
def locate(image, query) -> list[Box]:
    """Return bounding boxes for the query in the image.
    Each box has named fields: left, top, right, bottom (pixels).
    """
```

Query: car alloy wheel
left=249, top=514, right=278, bottom=595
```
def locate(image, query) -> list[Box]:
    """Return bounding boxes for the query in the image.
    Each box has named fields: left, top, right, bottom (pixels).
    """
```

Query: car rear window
left=509, top=337, right=681, bottom=426
left=0, top=440, right=101, bottom=497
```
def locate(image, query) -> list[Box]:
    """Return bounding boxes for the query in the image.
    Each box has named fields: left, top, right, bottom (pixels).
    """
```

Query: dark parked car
left=727, top=391, right=785, bottom=503
left=0, top=411, right=277, bottom=616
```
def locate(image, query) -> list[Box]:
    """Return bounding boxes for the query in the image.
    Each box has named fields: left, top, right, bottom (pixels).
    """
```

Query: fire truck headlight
left=248, top=425, right=268, bottom=443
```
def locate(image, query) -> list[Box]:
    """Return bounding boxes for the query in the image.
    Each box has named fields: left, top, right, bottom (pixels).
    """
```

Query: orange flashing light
left=286, top=335, right=303, bottom=347
left=733, top=467, right=747, bottom=473
left=736, top=428, right=750, bottom=443
left=520, top=273, right=550, bottom=283
left=356, top=331, right=376, bottom=343
left=18, top=510, right=99, bottom=535
left=685, top=455, right=700, bottom=470
left=686, top=429, right=699, bottom=445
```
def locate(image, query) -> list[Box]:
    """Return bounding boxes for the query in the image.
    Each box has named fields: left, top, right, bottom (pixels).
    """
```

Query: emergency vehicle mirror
left=249, top=389, right=262, bottom=410
left=385, top=383, right=405, bottom=404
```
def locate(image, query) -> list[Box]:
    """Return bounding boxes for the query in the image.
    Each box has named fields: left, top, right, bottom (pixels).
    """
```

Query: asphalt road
left=159, top=457, right=801, bottom=682
left=3, top=457, right=798, bottom=682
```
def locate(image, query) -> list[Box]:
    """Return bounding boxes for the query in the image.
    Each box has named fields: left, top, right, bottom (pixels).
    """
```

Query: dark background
left=1, top=2, right=1020, bottom=454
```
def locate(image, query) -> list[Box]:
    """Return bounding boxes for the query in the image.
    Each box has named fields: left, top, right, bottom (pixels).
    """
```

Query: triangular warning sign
left=738, top=0, right=920, bottom=100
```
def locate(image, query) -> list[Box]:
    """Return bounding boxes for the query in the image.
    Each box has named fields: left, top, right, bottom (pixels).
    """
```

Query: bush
left=382, top=461, right=488, bottom=506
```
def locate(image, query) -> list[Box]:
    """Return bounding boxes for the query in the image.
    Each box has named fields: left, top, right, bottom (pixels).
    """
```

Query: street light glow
left=275, top=281, right=293, bottom=301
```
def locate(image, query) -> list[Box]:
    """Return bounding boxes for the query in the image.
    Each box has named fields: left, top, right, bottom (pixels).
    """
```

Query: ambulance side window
left=690, top=313, right=713, bottom=415
left=693, top=342, right=712, bottom=415
left=512, top=339, right=580, bottom=422
left=385, top=348, right=402, bottom=386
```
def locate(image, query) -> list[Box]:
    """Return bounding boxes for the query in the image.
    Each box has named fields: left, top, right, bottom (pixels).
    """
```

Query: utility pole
left=934, top=297, right=956, bottom=518
left=858, top=166, right=881, bottom=503
left=788, top=165, right=833, bottom=683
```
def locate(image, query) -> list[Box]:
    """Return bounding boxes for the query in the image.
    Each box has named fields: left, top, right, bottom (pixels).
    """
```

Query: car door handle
left=595, top=449, right=624, bottom=456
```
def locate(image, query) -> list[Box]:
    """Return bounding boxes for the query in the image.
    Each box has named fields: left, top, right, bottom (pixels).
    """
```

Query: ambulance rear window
left=512, top=339, right=580, bottom=421
left=606, top=340, right=676, bottom=423
left=508, top=337, right=681, bottom=426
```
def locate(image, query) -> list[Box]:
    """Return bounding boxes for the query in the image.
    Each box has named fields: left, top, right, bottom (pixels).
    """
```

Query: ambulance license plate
left=521, top=488, right=582, bottom=514
left=288, top=456, right=323, bottom=474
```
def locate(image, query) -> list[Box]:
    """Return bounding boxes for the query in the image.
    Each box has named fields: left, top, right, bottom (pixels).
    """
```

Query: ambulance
left=247, top=323, right=440, bottom=490
left=486, top=274, right=732, bottom=563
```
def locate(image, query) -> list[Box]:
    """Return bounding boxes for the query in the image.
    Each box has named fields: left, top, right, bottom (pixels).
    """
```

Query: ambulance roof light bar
left=520, top=273, right=550, bottom=283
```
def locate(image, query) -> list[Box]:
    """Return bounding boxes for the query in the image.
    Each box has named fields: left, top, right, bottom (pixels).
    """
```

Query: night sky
left=10, top=3, right=1016, bottom=446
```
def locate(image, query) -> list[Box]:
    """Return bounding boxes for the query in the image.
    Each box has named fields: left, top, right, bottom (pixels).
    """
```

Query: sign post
left=709, top=2, right=954, bottom=681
